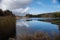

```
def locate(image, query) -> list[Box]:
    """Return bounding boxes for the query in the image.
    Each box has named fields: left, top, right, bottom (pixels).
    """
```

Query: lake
left=16, top=18, right=60, bottom=40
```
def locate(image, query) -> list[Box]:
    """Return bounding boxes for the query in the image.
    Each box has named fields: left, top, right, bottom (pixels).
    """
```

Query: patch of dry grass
left=18, top=31, right=60, bottom=40
left=0, top=16, right=16, bottom=40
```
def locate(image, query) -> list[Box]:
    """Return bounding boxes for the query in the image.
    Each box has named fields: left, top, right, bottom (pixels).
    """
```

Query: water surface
left=16, top=18, right=60, bottom=35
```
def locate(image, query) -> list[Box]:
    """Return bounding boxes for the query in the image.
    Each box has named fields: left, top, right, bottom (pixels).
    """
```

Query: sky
left=29, top=0, right=60, bottom=15
left=0, top=0, right=60, bottom=16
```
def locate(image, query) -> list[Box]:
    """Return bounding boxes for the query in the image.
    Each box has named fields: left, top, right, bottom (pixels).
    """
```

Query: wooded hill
left=26, top=12, right=60, bottom=18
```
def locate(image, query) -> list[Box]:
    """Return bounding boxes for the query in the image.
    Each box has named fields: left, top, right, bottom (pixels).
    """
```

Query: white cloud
left=36, top=1, right=46, bottom=7
left=22, top=7, right=30, bottom=13
left=0, top=0, right=32, bottom=16
left=52, top=0, right=56, bottom=4
left=54, top=5, right=60, bottom=8
left=12, top=7, right=30, bottom=16
left=16, top=21, right=29, bottom=27
left=0, top=0, right=31, bottom=10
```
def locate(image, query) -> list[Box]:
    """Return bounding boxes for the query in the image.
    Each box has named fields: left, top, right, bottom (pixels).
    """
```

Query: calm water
left=16, top=18, right=60, bottom=35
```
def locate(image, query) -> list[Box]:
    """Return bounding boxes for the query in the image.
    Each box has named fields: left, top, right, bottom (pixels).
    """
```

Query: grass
left=18, top=31, right=60, bottom=40
left=0, top=16, right=16, bottom=40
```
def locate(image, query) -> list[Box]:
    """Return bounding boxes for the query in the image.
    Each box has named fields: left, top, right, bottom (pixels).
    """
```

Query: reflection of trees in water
left=27, top=19, right=60, bottom=31
left=58, top=25, right=60, bottom=30
left=38, top=19, right=60, bottom=25
left=39, top=19, right=60, bottom=31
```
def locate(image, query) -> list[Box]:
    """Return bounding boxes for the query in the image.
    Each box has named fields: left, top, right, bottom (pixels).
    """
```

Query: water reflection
left=16, top=18, right=60, bottom=33
left=16, top=18, right=60, bottom=40
left=58, top=25, right=60, bottom=30
left=39, top=19, right=60, bottom=31
left=26, top=18, right=60, bottom=31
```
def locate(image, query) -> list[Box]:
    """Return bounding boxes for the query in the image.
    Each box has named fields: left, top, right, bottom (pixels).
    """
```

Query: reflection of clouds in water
left=16, top=19, right=30, bottom=40
left=16, top=20, right=29, bottom=27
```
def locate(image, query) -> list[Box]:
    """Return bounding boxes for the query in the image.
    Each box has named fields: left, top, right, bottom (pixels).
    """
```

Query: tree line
left=26, top=12, right=60, bottom=18
left=0, top=9, right=15, bottom=16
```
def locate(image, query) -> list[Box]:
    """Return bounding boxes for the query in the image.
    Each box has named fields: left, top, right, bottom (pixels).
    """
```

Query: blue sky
left=29, top=0, right=60, bottom=15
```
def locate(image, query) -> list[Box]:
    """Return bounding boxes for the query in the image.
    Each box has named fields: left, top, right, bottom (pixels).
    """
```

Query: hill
left=26, top=12, right=60, bottom=18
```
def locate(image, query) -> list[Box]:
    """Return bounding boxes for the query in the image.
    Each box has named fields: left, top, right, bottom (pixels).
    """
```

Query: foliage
left=0, top=9, right=15, bottom=16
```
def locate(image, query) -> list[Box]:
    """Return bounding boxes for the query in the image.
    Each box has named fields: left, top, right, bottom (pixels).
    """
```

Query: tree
left=4, top=10, right=14, bottom=16
left=0, top=9, right=4, bottom=16
left=0, top=9, right=15, bottom=16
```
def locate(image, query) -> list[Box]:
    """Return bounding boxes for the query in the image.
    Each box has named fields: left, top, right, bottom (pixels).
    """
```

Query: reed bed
left=18, top=31, right=60, bottom=40
left=0, top=16, right=16, bottom=40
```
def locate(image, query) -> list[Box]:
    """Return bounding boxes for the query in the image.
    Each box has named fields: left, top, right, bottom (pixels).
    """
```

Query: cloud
left=12, top=7, right=30, bottom=16
left=52, top=0, right=56, bottom=4
left=0, top=0, right=31, bottom=10
left=0, top=0, right=32, bottom=16
left=0, top=0, right=1, bottom=2
left=16, top=21, right=29, bottom=27
left=54, top=5, right=60, bottom=8
left=36, top=1, right=45, bottom=6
